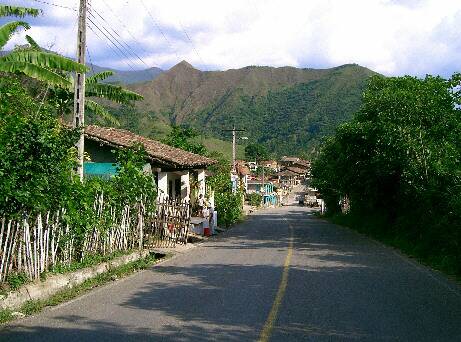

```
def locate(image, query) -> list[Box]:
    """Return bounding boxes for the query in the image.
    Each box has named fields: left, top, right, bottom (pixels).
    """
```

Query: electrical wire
left=177, top=20, right=205, bottom=66
left=27, top=0, right=76, bottom=11
left=86, top=20, right=137, bottom=71
left=88, top=4, right=151, bottom=69
left=139, top=0, right=182, bottom=61
left=101, top=0, right=159, bottom=69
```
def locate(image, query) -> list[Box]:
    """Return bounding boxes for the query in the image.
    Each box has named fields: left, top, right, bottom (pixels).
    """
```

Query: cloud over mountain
left=4, top=0, right=461, bottom=77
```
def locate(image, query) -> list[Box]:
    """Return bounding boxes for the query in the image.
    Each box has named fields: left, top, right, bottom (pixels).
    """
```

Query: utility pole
left=232, top=125, right=236, bottom=172
left=73, top=0, right=87, bottom=181
left=223, top=125, right=245, bottom=172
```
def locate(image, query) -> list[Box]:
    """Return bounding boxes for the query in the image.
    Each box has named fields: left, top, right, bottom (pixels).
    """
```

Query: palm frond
left=25, top=35, right=41, bottom=50
left=1, top=50, right=87, bottom=73
left=86, top=99, right=120, bottom=126
left=0, top=21, right=30, bottom=49
left=0, top=61, right=73, bottom=87
left=85, top=83, right=143, bottom=104
left=0, top=5, right=41, bottom=18
left=86, top=70, right=114, bottom=84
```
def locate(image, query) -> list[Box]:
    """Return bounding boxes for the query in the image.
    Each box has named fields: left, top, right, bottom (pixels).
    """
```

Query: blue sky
left=3, top=0, right=461, bottom=77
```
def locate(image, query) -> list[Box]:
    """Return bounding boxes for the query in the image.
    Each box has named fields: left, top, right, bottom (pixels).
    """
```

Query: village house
left=83, top=125, right=216, bottom=205
left=232, top=160, right=251, bottom=192
left=259, top=160, right=280, bottom=172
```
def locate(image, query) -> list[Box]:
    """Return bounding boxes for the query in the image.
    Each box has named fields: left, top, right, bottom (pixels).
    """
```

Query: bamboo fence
left=0, top=195, right=191, bottom=284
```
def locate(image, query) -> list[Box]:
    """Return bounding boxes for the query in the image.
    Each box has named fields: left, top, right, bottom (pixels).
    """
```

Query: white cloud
left=3, top=0, right=461, bottom=76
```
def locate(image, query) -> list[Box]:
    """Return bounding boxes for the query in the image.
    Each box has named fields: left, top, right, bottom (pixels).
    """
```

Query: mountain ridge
left=124, top=61, right=376, bottom=155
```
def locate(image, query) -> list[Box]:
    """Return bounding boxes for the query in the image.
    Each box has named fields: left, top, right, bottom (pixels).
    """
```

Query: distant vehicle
left=304, top=188, right=319, bottom=207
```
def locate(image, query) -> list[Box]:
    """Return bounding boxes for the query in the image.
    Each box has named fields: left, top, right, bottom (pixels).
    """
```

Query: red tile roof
left=85, top=125, right=216, bottom=168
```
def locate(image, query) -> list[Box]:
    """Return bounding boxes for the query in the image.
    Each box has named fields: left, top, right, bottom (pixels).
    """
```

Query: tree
left=0, top=5, right=86, bottom=87
left=49, top=70, right=144, bottom=125
left=162, top=125, right=207, bottom=155
left=311, top=73, right=461, bottom=272
left=244, top=143, right=269, bottom=161
left=0, top=74, right=79, bottom=214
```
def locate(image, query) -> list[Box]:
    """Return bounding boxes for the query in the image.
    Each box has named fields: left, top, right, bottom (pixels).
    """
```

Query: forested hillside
left=127, top=62, right=376, bottom=156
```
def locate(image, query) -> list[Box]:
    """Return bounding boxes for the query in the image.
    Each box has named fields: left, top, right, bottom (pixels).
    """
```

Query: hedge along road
left=2, top=206, right=461, bottom=341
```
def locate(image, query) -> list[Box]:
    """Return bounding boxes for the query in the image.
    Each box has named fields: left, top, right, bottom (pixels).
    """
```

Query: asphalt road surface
left=2, top=205, right=461, bottom=341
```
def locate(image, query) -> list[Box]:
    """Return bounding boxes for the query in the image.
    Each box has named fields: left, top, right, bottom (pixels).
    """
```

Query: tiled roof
left=275, top=169, right=298, bottom=177
left=286, top=166, right=308, bottom=174
left=236, top=164, right=251, bottom=176
left=280, top=156, right=299, bottom=163
left=85, top=125, right=216, bottom=168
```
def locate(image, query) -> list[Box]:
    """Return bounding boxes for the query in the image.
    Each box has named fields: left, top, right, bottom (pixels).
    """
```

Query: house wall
left=157, top=172, right=168, bottom=199
left=156, top=170, right=190, bottom=202
left=85, top=139, right=116, bottom=163
left=197, top=169, right=206, bottom=197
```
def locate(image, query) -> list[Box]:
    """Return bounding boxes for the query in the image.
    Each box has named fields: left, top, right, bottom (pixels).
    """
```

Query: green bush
left=247, top=193, right=262, bottom=207
left=312, top=73, right=461, bottom=276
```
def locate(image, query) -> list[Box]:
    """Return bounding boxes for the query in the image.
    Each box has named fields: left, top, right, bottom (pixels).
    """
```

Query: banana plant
left=0, top=4, right=87, bottom=87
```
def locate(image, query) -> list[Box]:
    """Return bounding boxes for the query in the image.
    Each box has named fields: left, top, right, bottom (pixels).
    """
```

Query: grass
left=0, top=249, right=140, bottom=296
left=0, top=252, right=168, bottom=325
left=194, top=135, right=245, bottom=160
left=324, top=212, right=461, bottom=283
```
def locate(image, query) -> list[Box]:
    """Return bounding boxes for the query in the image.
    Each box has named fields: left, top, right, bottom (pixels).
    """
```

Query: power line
left=139, top=0, right=182, bottom=61
left=87, top=4, right=151, bottom=69
left=100, top=0, right=161, bottom=69
left=87, top=10, right=137, bottom=65
left=27, top=0, right=76, bottom=11
left=177, top=20, right=205, bottom=66
left=86, top=12, right=140, bottom=70
left=86, top=46, right=95, bottom=75
left=86, top=19, right=137, bottom=71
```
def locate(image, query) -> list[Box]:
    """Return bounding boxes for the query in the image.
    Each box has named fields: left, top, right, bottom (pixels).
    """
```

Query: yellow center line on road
left=258, top=219, right=294, bottom=342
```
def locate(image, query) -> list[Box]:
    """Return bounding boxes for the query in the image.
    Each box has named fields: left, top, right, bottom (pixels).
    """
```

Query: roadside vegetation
left=161, top=125, right=244, bottom=227
left=312, top=74, right=461, bottom=278
left=0, top=5, right=154, bottom=290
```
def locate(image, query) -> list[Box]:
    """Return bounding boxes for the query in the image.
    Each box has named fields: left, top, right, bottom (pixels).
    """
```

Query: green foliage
left=6, top=272, right=28, bottom=291
left=247, top=193, right=262, bottom=207
left=113, top=143, right=157, bottom=208
left=312, top=74, right=461, bottom=275
left=188, top=65, right=372, bottom=156
left=0, top=5, right=41, bottom=18
left=59, top=144, right=157, bottom=257
left=215, top=190, right=243, bottom=227
left=0, top=6, right=87, bottom=87
left=0, top=75, right=79, bottom=214
left=48, top=62, right=142, bottom=124
left=206, top=156, right=243, bottom=227
left=162, top=125, right=207, bottom=155
left=245, top=143, right=269, bottom=161
left=0, top=21, right=30, bottom=49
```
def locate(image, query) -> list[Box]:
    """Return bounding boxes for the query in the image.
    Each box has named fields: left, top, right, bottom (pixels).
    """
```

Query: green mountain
left=125, top=61, right=376, bottom=156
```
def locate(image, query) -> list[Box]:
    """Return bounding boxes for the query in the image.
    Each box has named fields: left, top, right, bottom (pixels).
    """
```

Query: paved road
left=2, top=206, right=461, bottom=341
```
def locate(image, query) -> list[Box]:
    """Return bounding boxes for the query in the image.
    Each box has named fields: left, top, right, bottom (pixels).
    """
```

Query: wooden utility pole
left=232, top=125, right=236, bottom=172
left=223, top=125, right=245, bottom=172
left=73, top=0, right=87, bottom=181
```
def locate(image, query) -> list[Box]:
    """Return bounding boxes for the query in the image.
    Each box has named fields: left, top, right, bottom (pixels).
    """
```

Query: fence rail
left=145, top=198, right=191, bottom=248
left=0, top=197, right=191, bottom=284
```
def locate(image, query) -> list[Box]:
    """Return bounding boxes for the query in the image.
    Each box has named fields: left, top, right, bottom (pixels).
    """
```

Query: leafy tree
left=312, top=74, right=461, bottom=273
left=162, top=125, right=207, bottom=155
left=0, top=5, right=86, bottom=87
left=49, top=70, right=143, bottom=125
left=244, top=143, right=269, bottom=161
left=0, top=74, right=79, bottom=214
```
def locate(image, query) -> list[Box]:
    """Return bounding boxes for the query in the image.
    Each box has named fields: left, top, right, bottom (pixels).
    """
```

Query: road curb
left=0, top=250, right=149, bottom=311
